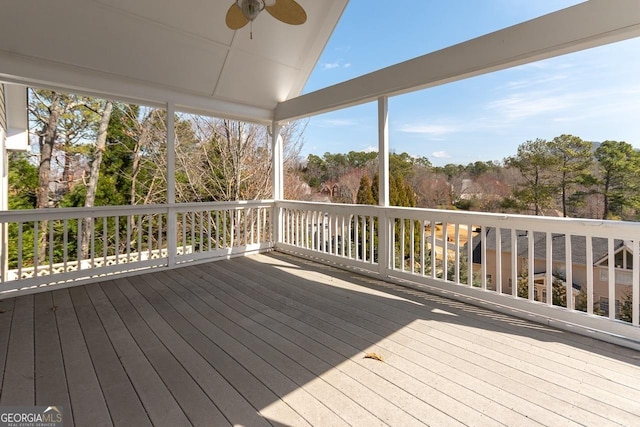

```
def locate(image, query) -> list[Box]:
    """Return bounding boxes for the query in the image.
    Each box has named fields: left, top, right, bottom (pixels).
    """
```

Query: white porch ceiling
left=0, top=0, right=348, bottom=123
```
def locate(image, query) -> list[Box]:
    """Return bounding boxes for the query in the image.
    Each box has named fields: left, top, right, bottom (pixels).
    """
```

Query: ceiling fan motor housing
left=237, top=0, right=264, bottom=21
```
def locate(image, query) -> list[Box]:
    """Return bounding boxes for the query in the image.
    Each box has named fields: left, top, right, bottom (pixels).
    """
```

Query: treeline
left=295, top=135, right=640, bottom=221
left=11, top=89, right=303, bottom=213
left=9, top=89, right=305, bottom=265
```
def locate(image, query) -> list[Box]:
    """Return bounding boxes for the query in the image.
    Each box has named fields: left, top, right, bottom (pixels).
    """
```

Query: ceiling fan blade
left=226, top=3, right=249, bottom=29
left=265, top=0, right=307, bottom=25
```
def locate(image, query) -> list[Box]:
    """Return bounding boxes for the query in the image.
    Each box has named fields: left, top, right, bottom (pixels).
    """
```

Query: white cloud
left=399, top=123, right=458, bottom=136
left=363, top=145, right=378, bottom=152
left=315, top=118, right=357, bottom=127
left=321, top=59, right=352, bottom=70
left=486, top=92, right=575, bottom=120
left=432, top=151, right=451, bottom=159
left=322, top=62, right=340, bottom=70
left=504, top=74, right=569, bottom=90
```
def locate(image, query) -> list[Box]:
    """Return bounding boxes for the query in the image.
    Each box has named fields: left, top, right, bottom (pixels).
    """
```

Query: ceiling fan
left=226, top=0, right=307, bottom=38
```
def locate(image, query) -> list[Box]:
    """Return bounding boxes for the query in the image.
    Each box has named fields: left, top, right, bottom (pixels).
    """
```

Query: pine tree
left=356, top=175, right=375, bottom=205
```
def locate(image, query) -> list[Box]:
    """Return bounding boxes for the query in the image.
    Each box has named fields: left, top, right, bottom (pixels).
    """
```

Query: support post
left=377, top=96, right=390, bottom=277
left=0, top=114, right=6, bottom=283
left=166, top=102, right=177, bottom=267
left=271, top=121, right=283, bottom=246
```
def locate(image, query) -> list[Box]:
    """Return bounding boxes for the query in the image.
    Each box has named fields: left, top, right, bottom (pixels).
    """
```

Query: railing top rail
left=0, top=200, right=276, bottom=223
left=0, top=204, right=169, bottom=222
left=276, top=200, right=640, bottom=240
left=173, top=200, right=274, bottom=211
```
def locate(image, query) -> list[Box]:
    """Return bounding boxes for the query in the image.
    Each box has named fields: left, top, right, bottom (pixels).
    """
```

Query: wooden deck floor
left=1, top=252, right=640, bottom=426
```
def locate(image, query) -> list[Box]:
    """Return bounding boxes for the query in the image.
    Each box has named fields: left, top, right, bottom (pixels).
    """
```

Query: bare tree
left=81, top=100, right=113, bottom=258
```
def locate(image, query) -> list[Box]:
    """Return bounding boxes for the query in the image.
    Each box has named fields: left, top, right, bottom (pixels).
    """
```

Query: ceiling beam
left=275, top=0, right=640, bottom=122
left=0, top=51, right=274, bottom=124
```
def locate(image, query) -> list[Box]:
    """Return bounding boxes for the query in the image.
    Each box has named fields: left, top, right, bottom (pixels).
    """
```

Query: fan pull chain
left=250, top=21, right=253, bottom=39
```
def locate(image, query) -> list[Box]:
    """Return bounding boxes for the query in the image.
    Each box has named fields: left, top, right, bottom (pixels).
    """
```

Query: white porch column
left=378, top=96, right=390, bottom=277
left=271, top=121, right=283, bottom=246
left=166, top=102, right=177, bottom=267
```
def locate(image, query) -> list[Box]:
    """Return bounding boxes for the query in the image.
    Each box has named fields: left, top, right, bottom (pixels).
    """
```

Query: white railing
left=0, top=201, right=273, bottom=295
left=276, top=201, right=640, bottom=343
left=1, top=198, right=638, bottom=344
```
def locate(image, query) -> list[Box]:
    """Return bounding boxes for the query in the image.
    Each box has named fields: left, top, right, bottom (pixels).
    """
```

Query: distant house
left=470, top=227, right=633, bottom=313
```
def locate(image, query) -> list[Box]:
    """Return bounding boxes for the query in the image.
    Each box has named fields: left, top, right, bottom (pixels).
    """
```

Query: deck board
left=52, top=289, right=111, bottom=427
left=84, top=283, right=191, bottom=427
left=68, top=286, right=152, bottom=427
left=99, top=280, right=227, bottom=427
left=1, top=252, right=640, bottom=426
left=34, top=292, right=72, bottom=425
left=1, top=295, right=34, bottom=405
left=0, top=298, right=15, bottom=400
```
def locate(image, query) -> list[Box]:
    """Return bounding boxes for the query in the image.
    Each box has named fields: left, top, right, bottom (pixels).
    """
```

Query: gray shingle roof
left=470, top=227, right=625, bottom=266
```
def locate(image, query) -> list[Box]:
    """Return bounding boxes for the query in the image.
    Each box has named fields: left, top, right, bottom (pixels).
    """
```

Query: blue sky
left=301, top=0, right=640, bottom=166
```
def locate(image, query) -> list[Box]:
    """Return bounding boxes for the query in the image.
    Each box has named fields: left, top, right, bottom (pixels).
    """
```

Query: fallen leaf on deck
left=364, top=352, right=384, bottom=362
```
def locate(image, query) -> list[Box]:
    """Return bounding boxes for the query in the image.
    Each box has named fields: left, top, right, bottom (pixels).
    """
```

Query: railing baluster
left=633, top=239, right=639, bottom=326
left=103, top=216, right=108, bottom=260
left=400, top=219, right=405, bottom=272
left=126, top=215, right=131, bottom=263
left=495, top=226, right=501, bottom=293
left=148, top=214, right=153, bottom=259
left=481, top=226, right=487, bottom=290
left=546, top=232, right=553, bottom=305
left=430, top=220, right=436, bottom=279
left=235, top=209, right=240, bottom=247
left=250, top=208, right=255, bottom=245
left=391, top=217, right=396, bottom=270
left=528, top=230, right=534, bottom=301
left=467, top=224, right=474, bottom=286
left=339, top=214, right=344, bottom=257
left=586, top=237, right=594, bottom=315
left=17, top=222, right=23, bottom=278
left=608, top=238, right=616, bottom=319
left=410, top=220, right=415, bottom=274
left=223, top=210, right=228, bottom=248
left=200, top=210, right=205, bottom=252
left=137, top=214, right=143, bottom=259
left=454, top=223, right=460, bottom=284
left=511, top=229, right=518, bottom=297
left=369, top=215, right=374, bottom=263
left=190, top=211, right=196, bottom=251
left=215, top=210, right=220, bottom=249
left=158, top=214, right=163, bottom=257
left=442, top=222, right=448, bottom=281
left=91, top=217, right=96, bottom=268
left=33, top=220, right=39, bottom=275
left=361, top=215, right=367, bottom=261
left=63, top=219, right=69, bottom=271
left=327, top=213, right=332, bottom=254
left=49, top=220, right=54, bottom=273
left=420, top=219, right=425, bottom=276
left=207, top=211, right=212, bottom=251
left=354, top=214, right=359, bottom=259
left=565, top=234, right=573, bottom=310
left=114, top=217, right=119, bottom=265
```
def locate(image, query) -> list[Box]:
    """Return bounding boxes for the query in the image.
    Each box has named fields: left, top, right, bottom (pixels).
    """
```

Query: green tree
left=618, top=291, right=633, bottom=323
left=356, top=175, right=375, bottom=205
left=549, top=135, right=594, bottom=217
left=8, top=153, right=38, bottom=210
left=594, top=140, right=640, bottom=220
left=505, top=139, right=559, bottom=215
left=517, top=272, right=567, bottom=307
left=6, top=153, right=39, bottom=267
